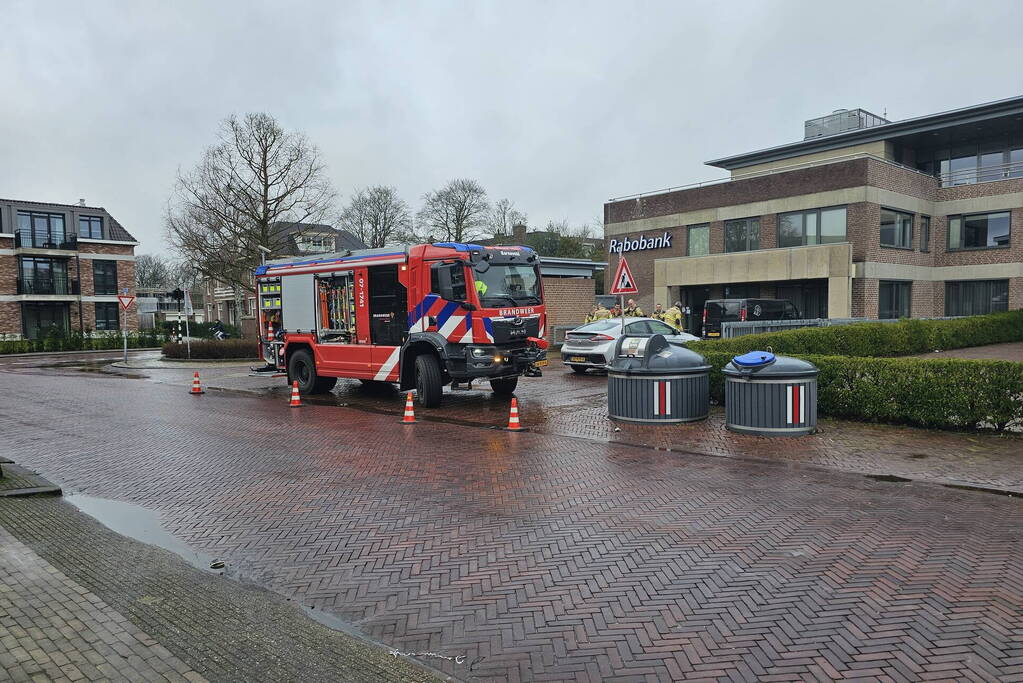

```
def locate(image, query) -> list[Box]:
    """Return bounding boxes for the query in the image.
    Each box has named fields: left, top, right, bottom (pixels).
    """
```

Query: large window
left=945, top=280, right=1009, bottom=316
left=880, top=209, right=913, bottom=249
left=947, top=211, right=1010, bottom=250
left=93, top=260, right=119, bottom=295
left=687, top=224, right=709, bottom=256
left=879, top=281, right=912, bottom=319
left=778, top=207, right=847, bottom=248
left=724, top=217, right=760, bottom=252
left=18, top=257, right=70, bottom=294
left=16, top=211, right=67, bottom=248
left=918, top=134, right=1023, bottom=186
left=95, top=302, right=120, bottom=331
left=79, top=216, right=103, bottom=239
left=920, top=216, right=930, bottom=252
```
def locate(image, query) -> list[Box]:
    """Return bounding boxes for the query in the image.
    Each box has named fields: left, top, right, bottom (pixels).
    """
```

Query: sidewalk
left=0, top=497, right=444, bottom=683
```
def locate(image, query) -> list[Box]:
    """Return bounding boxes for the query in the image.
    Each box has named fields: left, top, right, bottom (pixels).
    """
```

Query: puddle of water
left=864, top=474, right=912, bottom=483
left=66, top=494, right=215, bottom=570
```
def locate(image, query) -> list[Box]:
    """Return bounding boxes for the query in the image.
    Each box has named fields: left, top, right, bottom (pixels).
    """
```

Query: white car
left=560, top=317, right=699, bottom=374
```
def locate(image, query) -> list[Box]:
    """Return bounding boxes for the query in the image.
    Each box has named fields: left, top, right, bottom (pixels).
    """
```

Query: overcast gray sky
left=2, top=0, right=1021, bottom=253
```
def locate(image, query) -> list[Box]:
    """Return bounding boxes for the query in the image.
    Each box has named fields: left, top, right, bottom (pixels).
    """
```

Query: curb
left=0, top=347, right=163, bottom=359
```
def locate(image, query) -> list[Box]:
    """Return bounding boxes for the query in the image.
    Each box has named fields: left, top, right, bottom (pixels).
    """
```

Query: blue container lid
left=731, top=350, right=776, bottom=368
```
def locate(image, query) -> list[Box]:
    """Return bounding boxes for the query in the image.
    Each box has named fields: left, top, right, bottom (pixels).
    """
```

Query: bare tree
left=338, top=186, right=413, bottom=248
left=487, top=198, right=527, bottom=237
left=165, top=112, right=337, bottom=313
left=415, top=178, right=490, bottom=243
left=134, top=254, right=172, bottom=289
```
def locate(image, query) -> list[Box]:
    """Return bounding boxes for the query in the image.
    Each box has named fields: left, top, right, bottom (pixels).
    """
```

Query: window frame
left=778, top=206, right=848, bottom=248
left=94, top=302, right=120, bottom=331
left=79, top=215, right=104, bottom=240
left=944, top=279, right=1010, bottom=317
left=946, top=211, right=1011, bottom=251
left=879, top=208, right=914, bottom=250
left=920, top=215, right=930, bottom=253
left=878, top=280, right=912, bottom=320
left=686, top=224, right=710, bottom=257
left=723, top=217, right=761, bottom=253
left=92, top=260, right=119, bottom=295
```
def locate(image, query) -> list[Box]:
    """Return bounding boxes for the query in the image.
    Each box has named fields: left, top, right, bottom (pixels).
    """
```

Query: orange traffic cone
left=401, top=392, right=417, bottom=424
left=289, top=381, right=302, bottom=407
left=190, top=371, right=204, bottom=395
left=505, top=397, right=524, bottom=431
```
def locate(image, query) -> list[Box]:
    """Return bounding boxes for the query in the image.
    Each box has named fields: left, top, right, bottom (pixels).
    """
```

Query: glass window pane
left=778, top=213, right=803, bottom=248
left=1010, top=148, right=1023, bottom=178
left=819, top=207, right=847, bottom=244
left=687, top=225, right=709, bottom=256
left=804, top=212, right=818, bottom=245
left=948, top=216, right=961, bottom=249
left=880, top=209, right=896, bottom=246
left=899, top=214, right=913, bottom=248
left=747, top=218, right=760, bottom=250
left=963, top=214, right=987, bottom=248
left=979, top=152, right=1004, bottom=182
left=949, top=154, right=976, bottom=185
left=920, top=216, right=930, bottom=251
left=724, top=220, right=746, bottom=252
left=987, top=212, right=1010, bottom=247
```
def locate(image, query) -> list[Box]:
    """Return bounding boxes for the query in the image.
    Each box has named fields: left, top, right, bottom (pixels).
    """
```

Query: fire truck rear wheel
left=414, top=354, right=443, bottom=407
left=288, top=349, right=337, bottom=394
left=489, top=376, right=518, bottom=396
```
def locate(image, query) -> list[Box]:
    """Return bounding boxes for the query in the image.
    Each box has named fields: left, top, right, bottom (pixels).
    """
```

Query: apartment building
left=604, top=96, right=1023, bottom=334
left=0, top=198, right=137, bottom=339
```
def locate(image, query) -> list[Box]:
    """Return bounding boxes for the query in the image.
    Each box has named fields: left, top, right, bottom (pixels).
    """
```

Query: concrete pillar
left=828, top=276, right=852, bottom=318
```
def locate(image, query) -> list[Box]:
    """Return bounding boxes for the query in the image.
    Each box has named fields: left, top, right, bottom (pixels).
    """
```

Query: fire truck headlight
left=469, top=346, right=494, bottom=358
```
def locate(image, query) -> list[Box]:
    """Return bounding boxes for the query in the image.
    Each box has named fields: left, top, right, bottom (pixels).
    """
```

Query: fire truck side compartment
left=281, top=273, right=316, bottom=333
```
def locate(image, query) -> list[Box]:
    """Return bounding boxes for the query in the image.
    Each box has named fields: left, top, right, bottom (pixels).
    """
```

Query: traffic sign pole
left=117, top=292, right=136, bottom=363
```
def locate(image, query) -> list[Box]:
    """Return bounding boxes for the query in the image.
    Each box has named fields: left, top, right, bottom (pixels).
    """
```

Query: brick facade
left=606, top=155, right=1023, bottom=321
left=541, top=277, right=595, bottom=339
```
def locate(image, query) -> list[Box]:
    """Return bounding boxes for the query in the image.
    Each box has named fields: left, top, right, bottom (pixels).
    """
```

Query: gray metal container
left=722, top=351, right=818, bottom=436
left=607, top=334, right=710, bottom=423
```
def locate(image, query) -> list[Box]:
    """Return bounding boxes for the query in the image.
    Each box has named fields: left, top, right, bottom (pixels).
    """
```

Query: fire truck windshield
left=474, top=264, right=541, bottom=306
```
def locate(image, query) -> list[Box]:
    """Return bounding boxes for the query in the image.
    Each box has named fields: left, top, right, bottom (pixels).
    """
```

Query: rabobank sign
left=607, top=231, right=672, bottom=254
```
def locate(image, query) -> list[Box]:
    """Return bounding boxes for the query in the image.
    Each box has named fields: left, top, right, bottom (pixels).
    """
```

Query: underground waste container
left=607, top=334, right=710, bottom=423
left=722, top=350, right=818, bottom=436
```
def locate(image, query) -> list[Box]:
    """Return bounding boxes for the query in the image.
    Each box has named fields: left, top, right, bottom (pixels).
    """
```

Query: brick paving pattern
left=0, top=522, right=204, bottom=682
left=3, top=367, right=1023, bottom=680
left=916, top=340, right=1023, bottom=362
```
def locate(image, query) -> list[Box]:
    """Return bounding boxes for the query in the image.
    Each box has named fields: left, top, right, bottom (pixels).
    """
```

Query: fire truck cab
left=254, top=242, right=549, bottom=407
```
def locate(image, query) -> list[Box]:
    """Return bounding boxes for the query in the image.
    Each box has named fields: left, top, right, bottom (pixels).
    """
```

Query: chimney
left=77, top=198, right=86, bottom=207
left=512, top=223, right=527, bottom=242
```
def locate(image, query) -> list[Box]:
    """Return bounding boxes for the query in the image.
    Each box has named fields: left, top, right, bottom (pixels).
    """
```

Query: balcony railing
left=14, top=231, right=78, bottom=250
left=940, top=159, right=1023, bottom=187
left=17, top=275, right=80, bottom=295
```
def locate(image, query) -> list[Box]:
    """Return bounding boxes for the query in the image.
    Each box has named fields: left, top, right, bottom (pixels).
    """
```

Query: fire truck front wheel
left=288, top=349, right=338, bottom=395
left=414, top=353, right=443, bottom=408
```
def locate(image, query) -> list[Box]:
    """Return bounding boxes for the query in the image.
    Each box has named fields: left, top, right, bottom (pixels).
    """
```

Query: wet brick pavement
left=2, top=367, right=1023, bottom=680
left=102, top=354, right=1023, bottom=494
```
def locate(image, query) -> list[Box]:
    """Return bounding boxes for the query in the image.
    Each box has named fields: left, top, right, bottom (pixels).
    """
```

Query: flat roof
left=706, top=94, right=1023, bottom=170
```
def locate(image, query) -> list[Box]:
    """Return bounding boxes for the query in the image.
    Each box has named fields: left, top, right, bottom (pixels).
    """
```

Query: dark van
left=702, top=299, right=801, bottom=337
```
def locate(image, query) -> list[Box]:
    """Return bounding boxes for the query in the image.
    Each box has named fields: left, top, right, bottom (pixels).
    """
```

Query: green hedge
left=690, top=311, right=1023, bottom=358
left=701, top=351, right=1023, bottom=431
left=0, top=329, right=168, bottom=355
left=162, top=340, right=258, bottom=359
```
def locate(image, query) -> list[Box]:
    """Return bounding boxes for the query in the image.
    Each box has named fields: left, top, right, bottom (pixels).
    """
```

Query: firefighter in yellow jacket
left=592, top=304, right=612, bottom=320
left=623, top=299, right=644, bottom=317
left=650, top=303, right=668, bottom=322
left=664, top=302, right=684, bottom=330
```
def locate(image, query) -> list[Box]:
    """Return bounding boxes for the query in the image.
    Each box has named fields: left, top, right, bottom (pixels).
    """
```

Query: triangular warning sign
left=609, top=256, right=639, bottom=295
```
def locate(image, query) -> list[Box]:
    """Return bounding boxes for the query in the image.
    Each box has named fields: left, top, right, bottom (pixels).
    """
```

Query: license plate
left=534, top=360, right=548, bottom=367
left=569, top=356, right=587, bottom=362
left=708, top=332, right=720, bottom=337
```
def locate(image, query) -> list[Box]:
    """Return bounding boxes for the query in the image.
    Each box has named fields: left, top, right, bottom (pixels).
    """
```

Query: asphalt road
left=2, top=361, right=1022, bottom=681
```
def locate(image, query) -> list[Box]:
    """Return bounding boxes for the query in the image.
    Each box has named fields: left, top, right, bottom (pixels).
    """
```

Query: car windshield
left=474, top=264, right=541, bottom=306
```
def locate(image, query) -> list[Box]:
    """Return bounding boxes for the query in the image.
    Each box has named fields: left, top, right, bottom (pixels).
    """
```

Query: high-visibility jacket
left=624, top=306, right=644, bottom=317
left=664, top=306, right=683, bottom=330
left=592, top=308, right=612, bottom=319
left=650, top=309, right=668, bottom=322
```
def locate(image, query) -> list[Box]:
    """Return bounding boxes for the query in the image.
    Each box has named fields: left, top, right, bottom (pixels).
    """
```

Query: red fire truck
left=254, top=242, right=549, bottom=406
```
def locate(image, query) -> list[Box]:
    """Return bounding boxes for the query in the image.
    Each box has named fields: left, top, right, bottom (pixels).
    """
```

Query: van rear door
left=703, top=300, right=740, bottom=337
